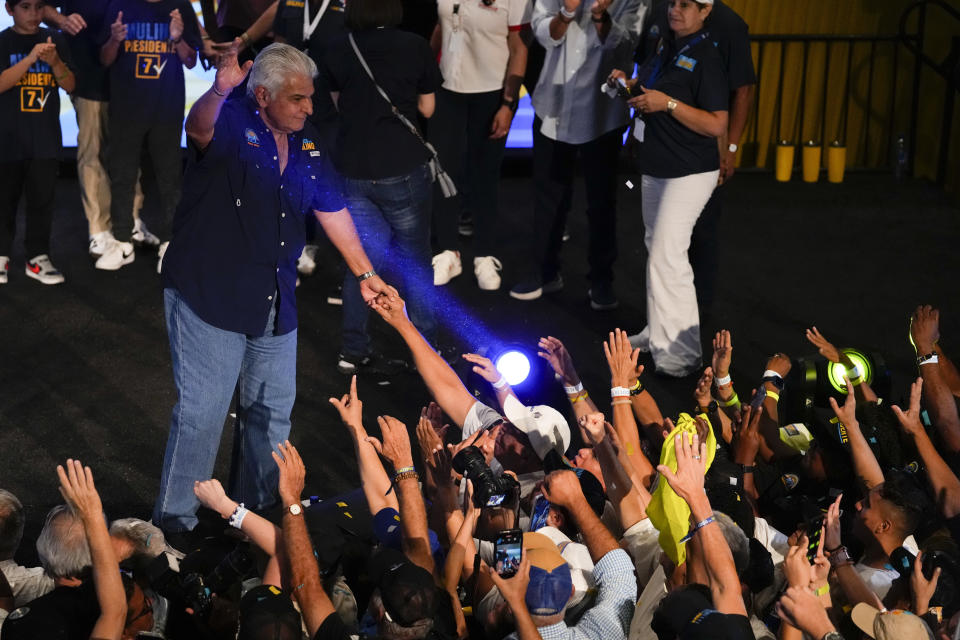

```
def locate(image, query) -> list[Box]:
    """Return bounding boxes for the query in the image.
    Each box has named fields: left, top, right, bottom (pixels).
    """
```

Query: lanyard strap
left=303, top=0, right=332, bottom=41
left=644, top=30, right=710, bottom=88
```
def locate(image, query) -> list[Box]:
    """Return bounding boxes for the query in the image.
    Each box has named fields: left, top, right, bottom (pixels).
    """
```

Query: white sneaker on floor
left=25, top=254, right=65, bottom=285
left=297, top=244, right=319, bottom=275
left=474, top=256, right=502, bottom=291
left=132, top=219, right=161, bottom=248
left=89, top=231, right=116, bottom=257
left=0, top=256, right=8, bottom=284
left=96, top=240, right=135, bottom=271
left=628, top=328, right=650, bottom=352
left=157, top=241, right=169, bottom=274
left=432, top=250, right=462, bottom=286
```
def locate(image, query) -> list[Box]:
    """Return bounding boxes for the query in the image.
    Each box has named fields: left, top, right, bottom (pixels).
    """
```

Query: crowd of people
left=8, top=1, right=958, bottom=640
left=3, top=302, right=960, bottom=640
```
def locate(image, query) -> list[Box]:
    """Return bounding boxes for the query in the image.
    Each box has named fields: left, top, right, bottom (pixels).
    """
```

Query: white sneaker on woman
left=474, top=256, right=502, bottom=291
left=432, top=250, right=462, bottom=286
left=95, top=240, right=135, bottom=271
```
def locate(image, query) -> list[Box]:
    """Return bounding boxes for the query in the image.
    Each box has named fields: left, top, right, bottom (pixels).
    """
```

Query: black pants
left=689, top=181, right=723, bottom=311
left=0, top=158, right=58, bottom=258
left=527, top=117, right=622, bottom=285
left=430, top=88, right=505, bottom=256
left=108, top=114, right=183, bottom=241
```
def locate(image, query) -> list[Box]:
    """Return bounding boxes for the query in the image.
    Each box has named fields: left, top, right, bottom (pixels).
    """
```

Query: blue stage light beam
left=495, top=350, right=532, bottom=386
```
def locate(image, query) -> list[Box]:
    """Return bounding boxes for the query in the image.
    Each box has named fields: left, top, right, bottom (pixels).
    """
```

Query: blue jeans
left=153, top=288, right=297, bottom=532
left=341, top=163, right=436, bottom=356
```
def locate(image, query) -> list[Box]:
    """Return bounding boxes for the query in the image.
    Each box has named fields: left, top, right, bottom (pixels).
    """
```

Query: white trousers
left=641, top=170, right=719, bottom=376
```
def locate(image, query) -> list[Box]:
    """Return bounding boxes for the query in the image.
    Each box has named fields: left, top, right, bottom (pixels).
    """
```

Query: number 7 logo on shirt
left=136, top=53, right=168, bottom=79
left=20, top=87, right=49, bottom=112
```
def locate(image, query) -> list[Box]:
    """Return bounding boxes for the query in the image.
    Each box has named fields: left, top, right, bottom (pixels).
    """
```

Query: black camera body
left=452, top=445, right=519, bottom=508
left=146, top=544, right=255, bottom=619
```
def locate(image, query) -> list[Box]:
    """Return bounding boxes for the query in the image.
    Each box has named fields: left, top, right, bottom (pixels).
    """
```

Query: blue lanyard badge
left=643, top=30, right=709, bottom=88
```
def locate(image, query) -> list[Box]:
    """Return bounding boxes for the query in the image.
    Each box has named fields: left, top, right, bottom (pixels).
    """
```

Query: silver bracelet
left=357, top=270, right=377, bottom=282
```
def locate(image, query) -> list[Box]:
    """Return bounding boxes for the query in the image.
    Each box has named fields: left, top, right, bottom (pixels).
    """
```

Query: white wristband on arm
left=714, top=374, right=731, bottom=387
left=611, top=386, right=630, bottom=398
left=762, top=370, right=782, bottom=380
left=564, top=382, right=584, bottom=395
left=228, top=503, right=248, bottom=529
left=492, top=376, right=509, bottom=389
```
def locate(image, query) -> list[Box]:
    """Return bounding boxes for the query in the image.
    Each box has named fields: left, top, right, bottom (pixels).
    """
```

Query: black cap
left=238, top=585, right=301, bottom=640
left=651, top=586, right=713, bottom=640
left=368, top=547, right=436, bottom=627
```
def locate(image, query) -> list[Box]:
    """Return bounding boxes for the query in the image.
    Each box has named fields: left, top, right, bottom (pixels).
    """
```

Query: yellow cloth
left=647, top=413, right=717, bottom=566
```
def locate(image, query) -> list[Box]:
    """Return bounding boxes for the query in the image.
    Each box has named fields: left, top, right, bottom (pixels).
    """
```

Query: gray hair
left=36, top=505, right=92, bottom=580
left=0, top=489, right=24, bottom=557
left=370, top=591, right=434, bottom=640
left=109, top=518, right=165, bottom=559
left=246, top=43, right=318, bottom=100
left=714, top=510, right=750, bottom=575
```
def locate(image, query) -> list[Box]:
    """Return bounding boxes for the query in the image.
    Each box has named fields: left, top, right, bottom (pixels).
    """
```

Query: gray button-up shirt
left=531, top=0, right=647, bottom=144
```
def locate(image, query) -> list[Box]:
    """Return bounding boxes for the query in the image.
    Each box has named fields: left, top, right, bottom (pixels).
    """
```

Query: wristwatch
left=287, top=503, right=303, bottom=516
left=728, top=143, right=738, bottom=153
left=761, top=375, right=785, bottom=391
left=821, top=632, right=844, bottom=640
left=666, top=98, right=678, bottom=113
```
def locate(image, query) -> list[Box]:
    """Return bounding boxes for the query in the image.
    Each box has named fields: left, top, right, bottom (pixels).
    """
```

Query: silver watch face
left=288, top=503, right=302, bottom=516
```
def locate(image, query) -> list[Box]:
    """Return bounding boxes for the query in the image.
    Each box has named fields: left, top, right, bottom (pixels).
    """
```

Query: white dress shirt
left=531, top=0, right=647, bottom=144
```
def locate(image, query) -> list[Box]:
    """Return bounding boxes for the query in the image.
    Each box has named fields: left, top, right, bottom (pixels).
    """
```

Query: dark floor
left=1, top=167, right=958, bottom=560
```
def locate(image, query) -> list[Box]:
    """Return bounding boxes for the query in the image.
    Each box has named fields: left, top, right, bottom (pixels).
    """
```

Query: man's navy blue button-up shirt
left=162, top=96, right=345, bottom=336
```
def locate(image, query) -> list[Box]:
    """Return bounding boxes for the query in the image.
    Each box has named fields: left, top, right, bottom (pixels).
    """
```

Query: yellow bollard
left=802, top=140, right=821, bottom=183
left=827, top=141, right=847, bottom=183
left=775, top=140, right=795, bottom=182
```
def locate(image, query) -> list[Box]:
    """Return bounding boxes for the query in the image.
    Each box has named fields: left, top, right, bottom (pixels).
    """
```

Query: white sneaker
left=0, top=256, right=8, bottom=284
left=132, top=219, right=161, bottom=248
left=95, top=240, right=135, bottom=271
left=432, top=250, right=462, bottom=286
left=25, top=254, right=65, bottom=285
left=157, top=241, right=169, bottom=274
left=297, top=244, right=318, bottom=275
left=628, top=328, right=650, bottom=352
left=474, top=256, right=502, bottom=291
left=89, top=230, right=116, bottom=257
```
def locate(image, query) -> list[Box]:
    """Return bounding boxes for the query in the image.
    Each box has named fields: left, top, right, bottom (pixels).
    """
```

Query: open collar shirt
left=531, top=0, right=647, bottom=144
left=161, top=96, right=345, bottom=337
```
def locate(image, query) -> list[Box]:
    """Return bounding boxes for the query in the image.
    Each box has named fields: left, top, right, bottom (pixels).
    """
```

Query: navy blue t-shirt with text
left=99, top=0, right=201, bottom=122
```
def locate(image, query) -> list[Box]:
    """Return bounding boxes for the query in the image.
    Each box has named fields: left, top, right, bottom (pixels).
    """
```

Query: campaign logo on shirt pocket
left=20, top=86, right=50, bottom=112
left=136, top=53, right=168, bottom=79
left=245, top=128, right=261, bottom=147
left=301, top=138, right=316, bottom=151
left=675, top=55, right=697, bottom=72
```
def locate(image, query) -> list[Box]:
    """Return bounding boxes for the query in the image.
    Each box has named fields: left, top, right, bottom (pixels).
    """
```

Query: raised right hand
left=329, top=374, right=364, bottom=431
left=193, top=479, right=237, bottom=519
left=56, top=459, right=103, bottom=523
left=213, top=38, right=253, bottom=94
left=711, top=330, right=732, bottom=379
left=110, top=11, right=127, bottom=43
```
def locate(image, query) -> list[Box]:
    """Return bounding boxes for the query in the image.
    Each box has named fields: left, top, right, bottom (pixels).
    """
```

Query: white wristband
left=611, top=386, right=630, bottom=398
left=762, top=370, right=782, bottom=380
left=714, top=374, right=731, bottom=387
left=559, top=5, right=576, bottom=18
left=846, top=364, right=863, bottom=379
left=492, top=376, right=509, bottom=389
left=228, top=503, right=248, bottom=529
left=919, top=354, right=940, bottom=366
left=564, top=382, right=584, bottom=395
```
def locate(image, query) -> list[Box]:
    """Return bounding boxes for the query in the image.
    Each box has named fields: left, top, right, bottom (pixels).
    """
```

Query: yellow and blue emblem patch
left=676, top=55, right=697, bottom=71
left=245, top=128, right=260, bottom=147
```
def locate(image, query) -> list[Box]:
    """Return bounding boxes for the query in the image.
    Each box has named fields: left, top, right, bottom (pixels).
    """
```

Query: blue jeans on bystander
left=341, top=163, right=437, bottom=356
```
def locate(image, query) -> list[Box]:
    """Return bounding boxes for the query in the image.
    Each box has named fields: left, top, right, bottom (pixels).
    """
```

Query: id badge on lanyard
left=303, top=0, right=332, bottom=41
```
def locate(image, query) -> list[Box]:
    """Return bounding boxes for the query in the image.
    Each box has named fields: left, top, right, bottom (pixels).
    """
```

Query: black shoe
left=588, top=282, right=619, bottom=310
left=337, top=352, right=410, bottom=376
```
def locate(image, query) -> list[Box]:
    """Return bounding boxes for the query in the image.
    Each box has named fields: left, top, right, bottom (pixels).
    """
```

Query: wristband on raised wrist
left=610, top=386, right=630, bottom=398
left=918, top=353, right=939, bottom=366
left=492, top=376, right=509, bottom=389
left=558, top=6, right=575, bottom=19
left=228, top=503, right=248, bottom=529
left=629, top=379, right=644, bottom=395
left=564, top=382, right=584, bottom=396
left=714, top=373, right=732, bottom=387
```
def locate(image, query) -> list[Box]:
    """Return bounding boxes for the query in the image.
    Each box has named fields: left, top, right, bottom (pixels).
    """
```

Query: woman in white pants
left=611, top=0, right=728, bottom=377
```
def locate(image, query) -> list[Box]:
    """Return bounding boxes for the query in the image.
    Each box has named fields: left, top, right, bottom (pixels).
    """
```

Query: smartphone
left=805, top=516, right=824, bottom=564
left=750, top=388, right=767, bottom=410
left=494, top=529, right=523, bottom=578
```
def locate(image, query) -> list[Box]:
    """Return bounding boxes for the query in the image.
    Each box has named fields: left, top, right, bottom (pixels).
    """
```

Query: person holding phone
left=611, top=0, right=728, bottom=377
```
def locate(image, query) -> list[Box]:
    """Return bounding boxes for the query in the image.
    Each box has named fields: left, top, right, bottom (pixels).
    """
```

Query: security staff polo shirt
left=161, top=97, right=346, bottom=337
left=638, top=0, right=756, bottom=92
left=635, top=28, right=728, bottom=178
left=0, top=27, right=74, bottom=161
left=98, top=0, right=201, bottom=122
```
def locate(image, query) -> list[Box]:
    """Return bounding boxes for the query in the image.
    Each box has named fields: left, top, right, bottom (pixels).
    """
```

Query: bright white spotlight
left=495, top=350, right=531, bottom=386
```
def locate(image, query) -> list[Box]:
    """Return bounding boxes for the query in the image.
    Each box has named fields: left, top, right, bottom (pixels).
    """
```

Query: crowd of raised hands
left=3, top=303, right=960, bottom=640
